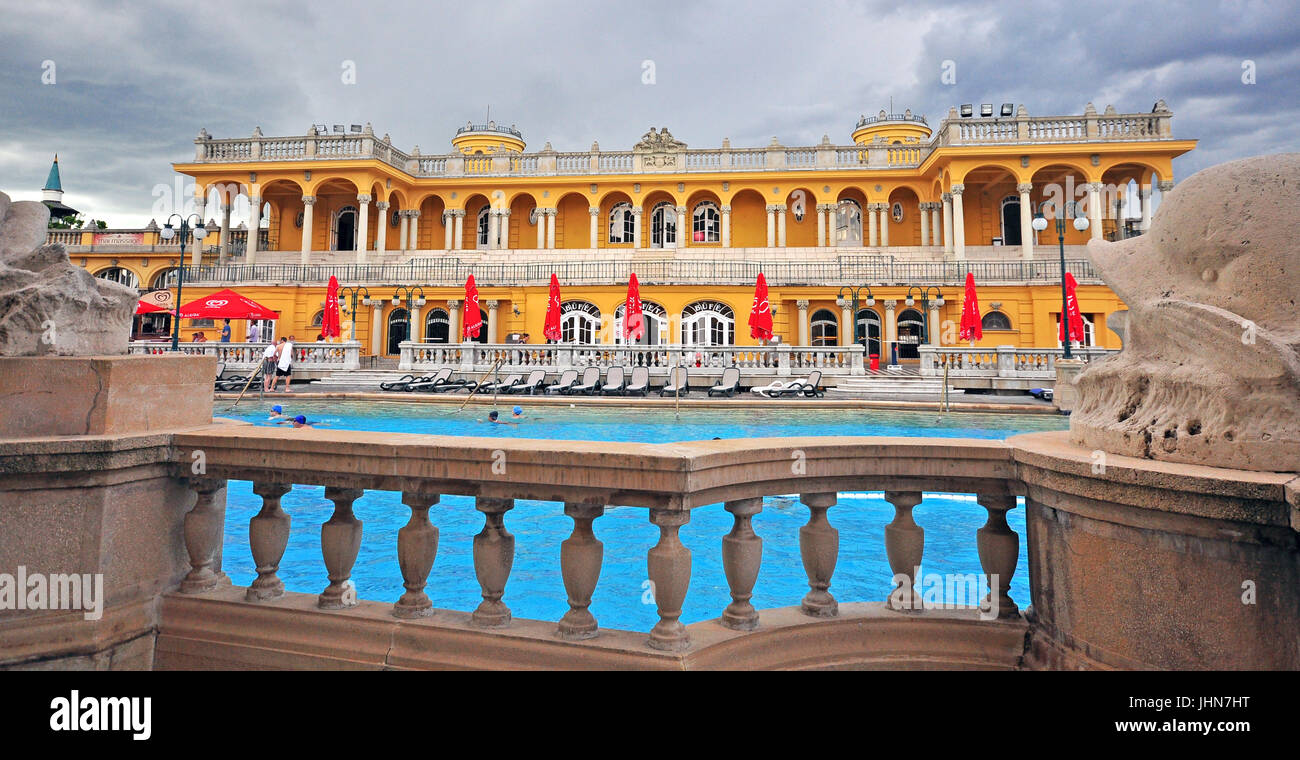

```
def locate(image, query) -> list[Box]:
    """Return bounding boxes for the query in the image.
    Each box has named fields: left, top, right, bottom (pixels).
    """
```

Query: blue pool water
left=218, top=402, right=1066, bottom=631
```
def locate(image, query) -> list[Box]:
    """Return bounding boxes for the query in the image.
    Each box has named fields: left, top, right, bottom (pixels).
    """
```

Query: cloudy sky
left=2, top=0, right=1297, bottom=227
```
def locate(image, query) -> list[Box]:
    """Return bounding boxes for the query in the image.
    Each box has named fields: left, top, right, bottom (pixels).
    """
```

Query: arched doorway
left=682, top=300, right=735, bottom=346
left=424, top=308, right=449, bottom=343
left=650, top=201, right=677, bottom=248
left=836, top=199, right=863, bottom=245
left=387, top=307, right=409, bottom=355
left=333, top=205, right=357, bottom=251
left=897, top=308, right=926, bottom=360
left=471, top=309, right=489, bottom=344
left=615, top=300, right=667, bottom=345
left=95, top=267, right=139, bottom=288
left=810, top=308, right=839, bottom=346
left=855, top=308, right=882, bottom=356
left=1000, top=195, right=1022, bottom=246
left=560, top=301, right=601, bottom=344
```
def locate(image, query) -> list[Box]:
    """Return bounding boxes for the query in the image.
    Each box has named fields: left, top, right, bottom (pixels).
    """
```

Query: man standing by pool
left=261, top=341, right=278, bottom=392
left=220, top=318, right=232, bottom=342
left=273, top=336, right=294, bottom=392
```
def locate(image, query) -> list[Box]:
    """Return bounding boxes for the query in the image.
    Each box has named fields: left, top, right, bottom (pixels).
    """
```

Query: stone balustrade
left=919, top=345, right=1117, bottom=379
left=400, top=341, right=867, bottom=378
left=129, top=340, right=362, bottom=373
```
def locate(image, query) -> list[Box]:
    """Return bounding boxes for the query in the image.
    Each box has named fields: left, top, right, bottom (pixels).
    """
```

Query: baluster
left=883, top=491, right=924, bottom=612
left=976, top=493, right=1019, bottom=619
left=180, top=478, right=231, bottom=593
left=557, top=502, right=604, bottom=640
left=646, top=509, right=691, bottom=651
left=319, top=487, right=364, bottom=609
left=721, top=497, right=763, bottom=630
left=798, top=492, right=839, bottom=617
left=246, top=482, right=292, bottom=601
left=471, top=497, right=515, bottom=627
left=393, top=492, right=439, bottom=618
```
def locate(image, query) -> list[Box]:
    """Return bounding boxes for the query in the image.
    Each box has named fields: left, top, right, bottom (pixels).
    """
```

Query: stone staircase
left=826, top=374, right=951, bottom=398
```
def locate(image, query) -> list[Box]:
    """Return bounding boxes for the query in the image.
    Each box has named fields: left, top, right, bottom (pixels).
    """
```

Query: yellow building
left=69, top=101, right=1193, bottom=361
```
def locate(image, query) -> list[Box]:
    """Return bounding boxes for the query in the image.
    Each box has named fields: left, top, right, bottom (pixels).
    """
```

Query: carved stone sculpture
left=1070, top=154, right=1299, bottom=472
left=0, top=191, right=136, bottom=356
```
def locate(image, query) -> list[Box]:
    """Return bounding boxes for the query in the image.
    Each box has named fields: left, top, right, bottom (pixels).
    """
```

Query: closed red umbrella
left=543, top=273, right=563, bottom=342
left=1059, top=272, right=1085, bottom=344
left=748, top=273, right=773, bottom=341
left=623, top=272, right=644, bottom=342
left=958, top=272, right=982, bottom=344
left=177, top=288, right=279, bottom=320
left=321, top=275, right=341, bottom=340
left=462, top=275, right=482, bottom=340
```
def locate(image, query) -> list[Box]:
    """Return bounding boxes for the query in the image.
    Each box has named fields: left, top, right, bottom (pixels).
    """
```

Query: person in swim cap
left=269, top=404, right=285, bottom=420
left=512, top=406, right=524, bottom=419
left=479, top=410, right=517, bottom=426
left=291, top=414, right=316, bottom=428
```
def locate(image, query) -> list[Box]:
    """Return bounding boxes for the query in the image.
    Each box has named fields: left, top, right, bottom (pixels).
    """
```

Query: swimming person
left=268, top=404, right=285, bottom=420
left=512, top=406, right=524, bottom=420
left=479, top=410, right=517, bottom=426
left=291, top=415, right=315, bottom=428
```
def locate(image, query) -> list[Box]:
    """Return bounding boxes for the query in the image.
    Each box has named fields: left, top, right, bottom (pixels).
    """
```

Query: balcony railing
left=129, top=341, right=362, bottom=371
left=176, top=256, right=1102, bottom=287
left=919, top=345, right=1117, bottom=379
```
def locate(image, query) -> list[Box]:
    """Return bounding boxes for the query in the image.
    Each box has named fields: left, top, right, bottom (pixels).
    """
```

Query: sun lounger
left=750, top=379, right=796, bottom=397
left=479, top=373, right=523, bottom=394
left=407, top=368, right=454, bottom=392
left=624, top=366, right=650, bottom=396
left=566, top=367, right=602, bottom=395
left=380, top=373, right=422, bottom=391
left=773, top=370, right=823, bottom=398
left=544, top=369, right=579, bottom=395
left=601, top=366, right=627, bottom=395
left=506, top=369, right=547, bottom=395
left=659, top=366, right=688, bottom=397
left=707, top=366, right=741, bottom=397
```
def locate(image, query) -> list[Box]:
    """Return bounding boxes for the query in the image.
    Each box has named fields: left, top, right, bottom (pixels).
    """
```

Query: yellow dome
left=451, top=121, right=526, bottom=154
left=851, top=110, right=931, bottom=145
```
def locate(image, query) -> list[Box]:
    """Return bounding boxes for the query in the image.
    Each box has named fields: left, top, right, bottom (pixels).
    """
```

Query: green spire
left=44, top=155, right=62, bottom=192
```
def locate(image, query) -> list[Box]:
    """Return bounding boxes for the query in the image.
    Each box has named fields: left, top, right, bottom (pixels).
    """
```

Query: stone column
left=409, top=209, right=421, bottom=250
left=535, top=208, right=546, bottom=249
left=816, top=204, right=828, bottom=247
left=486, top=299, right=499, bottom=344
left=546, top=209, right=556, bottom=249
left=356, top=193, right=370, bottom=263
left=453, top=209, right=465, bottom=250
left=375, top=201, right=389, bottom=253
left=192, top=191, right=207, bottom=266
left=299, top=195, right=314, bottom=265
left=487, top=208, right=500, bottom=251
left=766, top=205, right=776, bottom=247
left=398, top=209, right=409, bottom=251
left=796, top=299, right=810, bottom=346
left=884, top=300, right=897, bottom=363
left=879, top=204, right=890, bottom=247
left=950, top=185, right=966, bottom=259
left=928, top=301, right=941, bottom=346
left=370, top=301, right=384, bottom=356
left=632, top=206, right=643, bottom=248
left=1139, top=184, right=1153, bottom=232
left=498, top=208, right=511, bottom=250
left=246, top=195, right=261, bottom=264
left=942, top=193, right=954, bottom=256
left=1088, top=182, right=1103, bottom=240
left=919, top=202, right=930, bottom=247
left=219, top=201, right=232, bottom=262
left=447, top=299, right=461, bottom=344
left=675, top=206, right=687, bottom=248
left=776, top=203, right=787, bottom=247
left=931, top=203, right=942, bottom=249
left=444, top=211, right=455, bottom=250
left=839, top=299, right=851, bottom=347
left=720, top=205, right=731, bottom=247
left=588, top=206, right=599, bottom=249
left=866, top=203, right=878, bottom=247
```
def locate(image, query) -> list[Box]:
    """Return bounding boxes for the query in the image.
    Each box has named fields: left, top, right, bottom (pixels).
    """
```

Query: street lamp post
left=338, top=285, right=370, bottom=342
left=392, top=285, right=427, bottom=344
left=905, top=285, right=945, bottom=345
left=158, top=214, right=207, bottom=351
left=836, top=284, right=875, bottom=353
left=1033, top=200, right=1090, bottom=359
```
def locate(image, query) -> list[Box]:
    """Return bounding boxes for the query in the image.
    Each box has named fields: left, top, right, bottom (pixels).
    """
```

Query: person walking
left=247, top=321, right=260, bottom=344
left=274, top=336, right=294, bottom=392
left=262, top=341, right=278, bottom=392
left=220, top=318, right=232, bottom=343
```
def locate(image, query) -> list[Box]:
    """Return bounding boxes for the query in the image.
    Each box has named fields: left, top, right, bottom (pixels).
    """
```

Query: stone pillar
left=646, top=509, right=691, bottom=651
left=393, top=492, right=439, bottom=618
left=632, top=206, right=643, bottom=248
left=487, top=208, right=500, bottom=251
left=409, top=209, right=421, bottom=251
left=453, top=209, right=465, bottom=250
left=588, top=206, right=599, bottom=249
left=179, top=478, right=230, bottom=593
left=398, top=209, right=409, bottom=251
left=796, top=299, right=810, bottom=346
left=447, top=299, right=461, bottom=344
left=319, top=487, right=365, bottom=609
left=1139, top=185, right=1153, bottom=232
left=370, top=301, right=384, bottom=357
left=471, top=497, right=515, bottom=627
left=558, top=503, right=605, bottom=640
left=839, top=300, right=852, bottom=347
left=721, top=498, right=763, bottom=631
left=816, top=204, right=828, bottom=247
left=356, top=194, right=370, bottom=263
left=219, top=201, right=232, bottom=262
left=720, top=205, right=730, bottom=248
left=444, top=211, right=455, bottom=250
left=246, top=195, right=261, bottom=264
left=976, top=493, right=1019, bottom=619
left=879, top=204, right=890, bottom=247
left=919, top=202, right=930, bottom=247
left=486, top=300, right=499, bottom=344
left=776, top=204, right=787, bottom=247
left=867, top=203, right=879, bottom=246
left=884, top=300, right=897, bottom=364
left=546, top=209, right=556, bottom=249
left=1017, top=183, right=1034, bottom=259
left=928, top=302, right=941, bottom=346
left=375, top=201, right=389, bottom=254
left=766, top=205, right=776, bottom=247
left=1053, top=358, right=1085, bottom=412
left=798, top=492, right=839, bottom=617
left=535, top=208, right=546, bottom=249
left=883, top=491, right=924, bottom=611
left=1088, top=182, right=1103, bottom=240
left=931, top=203, right=942, bottom=249
left=498, top=208, right=511, bottom=250
left=246, top=482, right=292, bottom=601
left=675, top=206, right=687, bottom=248
left=951, top=185, right=966, bottom=259
left=942, top=193, right=954, bottom=256
left=299, top=196, right=314, bottom=265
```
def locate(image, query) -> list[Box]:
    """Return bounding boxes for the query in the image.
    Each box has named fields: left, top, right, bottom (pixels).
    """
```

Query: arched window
left=692, top=202, right=720, bottom=243
left=333, top=205, right=357, bottom=251
left=476, top=207, right=490, bottom=249
left=896, top=308, right=927, bottom=359
left=649, top=201, right=676, bottom=248
left=150, top=268, right=178, bottom=289
left=855, top=309, right=882, bottom=356
left=424, top=308, right=449, bottom=343
left=681, top=301, right=734, bottom=346
left=810, top=309, right=838, bottom=346
left=836, top=199, right=863, bottom=246
left=981, top=310, right=1013, bottom=331
left=615, top=301, right=668, bottom=346
left=1000, top=195, right=1022, bottom=246
left=608, top=202, right=634, bottom=244
left=387, top=307, right=409, bottom=355
left=560, top=301, right=601, bottom=345
left=95, top=267, right=139, bottom=289
left=310, top=310, right=324, bottom=328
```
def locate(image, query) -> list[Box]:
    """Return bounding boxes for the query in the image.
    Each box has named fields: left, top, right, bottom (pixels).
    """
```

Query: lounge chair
left=479, top=373, right=523, bottom=394
left=380, top=373, right=422, bottom=391
left=707, top=366, right=741, bottom=397
left=544, top=369, right=579, bottom=395
left=566, top=367, right=602, bottom=396
left=429, top=376, right=477, bottom=393
left=507, top=369, right=547, bottom=395
left=601, top=366, right=627, bottom=395
left=624, top=366, right=650, bottom=396
left=659, top=366, right=688, bottom=397
left=408, top=368, right=454, bottom=392
left=750, top=379, right=797, bottom=398
left=775, top=370, right=823, bottom=398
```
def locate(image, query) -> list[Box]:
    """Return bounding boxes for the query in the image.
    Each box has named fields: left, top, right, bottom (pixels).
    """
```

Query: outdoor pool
left=218, top=401, right=1068, bottom=631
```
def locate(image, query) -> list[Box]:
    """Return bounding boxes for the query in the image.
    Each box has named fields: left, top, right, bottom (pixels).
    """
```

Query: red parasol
left=543, top=273, right=563, bottom=342
left=748, top=273, right=773, bottom=341
left=1059, top=272, right=1085, bottom=344
left=135, top=289, right=173, bottom=315
left=462, top=275, right=482, bottom=340
left=177, top=288, right=278, bottom=320
left=623, top=272, right=644, bottom=342
left=321, top=276, right=341, bottom=340
left=958, top=272, right=982, bottom=343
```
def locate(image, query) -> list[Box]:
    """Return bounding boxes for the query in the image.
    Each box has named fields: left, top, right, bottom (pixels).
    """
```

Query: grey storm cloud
left=1, top=0, right=1297, bottom=226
